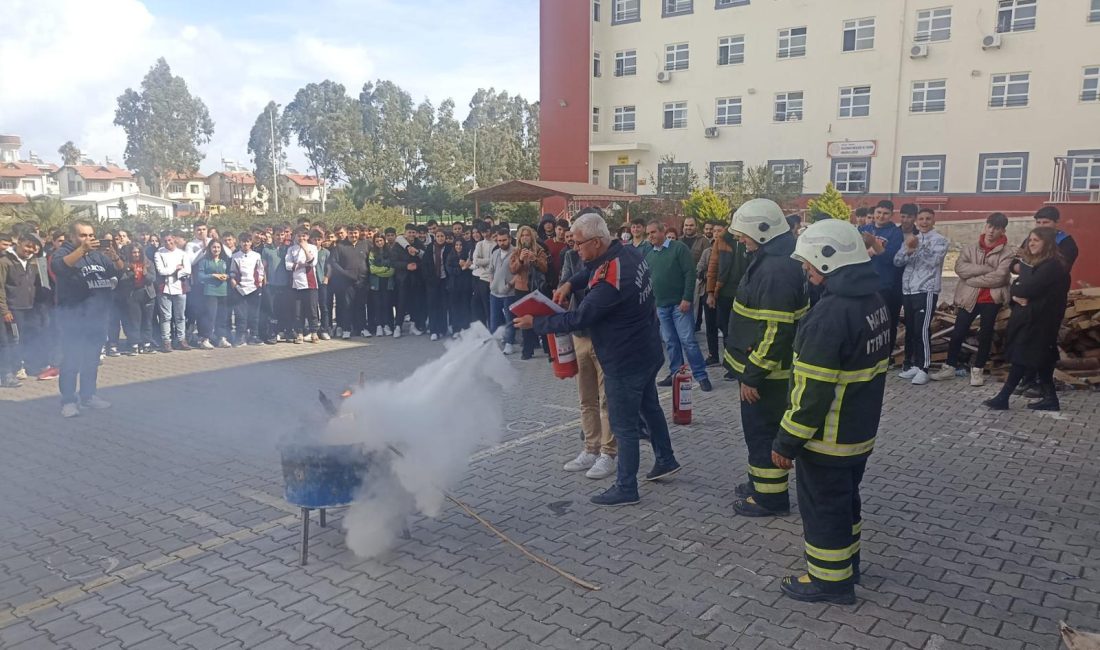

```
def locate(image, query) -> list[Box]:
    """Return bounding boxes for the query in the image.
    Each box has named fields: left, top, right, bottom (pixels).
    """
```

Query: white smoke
left=322, top=322, right=516, bottom=558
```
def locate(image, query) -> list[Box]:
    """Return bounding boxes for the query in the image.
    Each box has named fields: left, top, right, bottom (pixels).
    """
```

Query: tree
left=284, top=80, right=360, bottom=211
left=117, top=198, right=130, bottom=219
left=725, top=163, right=811, bottom=210
left=805, top=182, right=851, bottom=222
left=648, top=154, right=698, bottom=200
left=114, top=58, right=214, bottom=197
left=247, top=101, right=290, bottom=205
left=681, top=188, right=732, bottom=224
left=58, top=141, right=82, bottom=166
left=1, top=196, right=88, bottom=231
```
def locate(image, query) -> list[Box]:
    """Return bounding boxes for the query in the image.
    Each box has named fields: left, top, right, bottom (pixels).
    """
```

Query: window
left=592, top=107, right=600, bottom=133
left=610, top=165, right=638, bottom=192
left=658, top=162, right=691, bottom=195
left=911, top=80, right=947, bottom=113
left=663, top=101, right=688, bottom=129
left=614, top=49, right=637, bottom=76
left=612, top=0, right=640, bottom=24
left=990, top=72, right=1030, bottom=108
left=1091, top=0, right=1100, bottom=22
left=0, top=180, right=15, bottom=190
left=839, top=85, right=871, bottom=118
left=21, top=180, right=36, bottom=193
left=774, top=91, right=804, bottom=122
left=114, top=182, right=125, bottom=192
left=663, top=0, right=693, bottom=16
left=665, top=43, right=690, bottom=71
left=593, top=52, right=602, bottom=78
left=715, top=97, right=743, bottom=125
left=997, top=0, right=1037, bottom=33
left=1083, top=66, right=1100, bottom=102
left=978, top=153, right=1029, bottom=193
left=614, top=106, right=637, bottom=132
left=900, top=155, right=946, bottom=193
left=189, top=184, right=199, bottom=194
left=718, top=35, right=745, bottom=65
left=710, top=161, right=743, bottom=192
left=592, top=169, right=600, bottom=186
left=832, top=159, right=871, bottom=193
left=843, top=17, right=875, bottom=51
left=768, top=159, right=805, bottom=190
left=716, top=0, right=749, bottom=6
left=778, top=27, right=807, bottom=59
left=1068, top=150, right=1100, bottom=191
left=168, top=182, right=184, bottom=194
left=915, top=7, right=952, bottom=42
left=594, top=0, right=601, bottom=21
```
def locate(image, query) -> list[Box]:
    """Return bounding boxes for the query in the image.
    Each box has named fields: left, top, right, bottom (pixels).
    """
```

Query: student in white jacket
left=284, top=228, right=320, bottom=343
left=153, top=233, right=191, bottom=351
left=893, top=208, right=949, bottom=385
left=230, top=234, right=265, bottom=345
left=470, top=221, right=495, bottom=325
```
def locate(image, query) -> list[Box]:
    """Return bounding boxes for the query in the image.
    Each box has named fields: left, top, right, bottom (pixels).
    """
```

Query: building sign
left=827, top=140, right=877, bottom=158
left=616, top=155, right=631, bottom=165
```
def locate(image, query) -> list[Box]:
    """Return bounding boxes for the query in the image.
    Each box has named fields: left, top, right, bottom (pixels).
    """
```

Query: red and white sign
left=827, top=140, right=877, bottom=158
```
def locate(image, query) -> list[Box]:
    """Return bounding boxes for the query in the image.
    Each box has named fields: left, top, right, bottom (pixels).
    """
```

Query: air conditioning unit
left=982, top=34, right=1002, bottom=50
left=704, top=127, right=719, bottom=138
left=910, top=43, right=929, bottom=59
left=656, top=70, right=672, bottom=83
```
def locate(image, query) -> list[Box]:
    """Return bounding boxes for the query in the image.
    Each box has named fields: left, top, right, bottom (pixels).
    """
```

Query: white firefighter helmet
left=729, top=198, right=787, bottom=245
left=791, top=219, right=870, bottom=274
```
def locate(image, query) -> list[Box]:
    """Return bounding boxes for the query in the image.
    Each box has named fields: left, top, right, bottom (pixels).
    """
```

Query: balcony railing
left=1050, top=156, right=1100, bottom=204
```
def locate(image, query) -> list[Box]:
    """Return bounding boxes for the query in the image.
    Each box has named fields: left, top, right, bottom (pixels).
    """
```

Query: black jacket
left=773, top=262, right=889, bottom=466
left=328, top=240, right=368, bottom=285
left=48, top=241, right=117, bottom=309
left=0, top=251, right=39, bottom=315
left=421, top=241, right=450, bottom=283
left=724, top=232, right=809, bottom=388
left=1005, top=257, right=1070, bottom=369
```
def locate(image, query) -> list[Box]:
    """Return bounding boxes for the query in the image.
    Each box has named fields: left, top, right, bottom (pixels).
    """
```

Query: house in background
left=55, top=164, right=138, bottom=196
left=0, top=134, right=60, bottom=205
left=62, top=192, right=174, bottom=221
left=163, top=172, right=209, bottom=213
left=208, top=170, right=265, bottom=214
left=280, top=173, right=324, bottom=213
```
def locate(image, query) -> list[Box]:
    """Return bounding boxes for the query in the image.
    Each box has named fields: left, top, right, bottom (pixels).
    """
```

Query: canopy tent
left=465, top=179, right=638, bottom=221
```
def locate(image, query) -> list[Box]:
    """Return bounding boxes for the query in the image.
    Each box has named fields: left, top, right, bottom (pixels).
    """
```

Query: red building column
left=539, top=0, right=590, bottom=216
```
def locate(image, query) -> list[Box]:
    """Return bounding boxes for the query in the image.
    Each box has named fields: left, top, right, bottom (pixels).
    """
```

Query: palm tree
left=0, top=196, right=89, bottom=232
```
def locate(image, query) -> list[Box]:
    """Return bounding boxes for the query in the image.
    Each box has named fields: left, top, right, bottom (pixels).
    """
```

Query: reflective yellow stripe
left=754, top=481, right=789, bottom=494
left=823, top=384, right=847, bottom=445
left=767, top=369, right=792, bottom=380
left=732, top=300, right=809, bottom=324
left=748, top=321, right=780, bottom=370
left=793, top=361, right=840, bottom=383
left=805, top=541, right=860, bottom=562
left=807, top=563, right=854, bottom=582
left=852, top=521, right=862, bottom=536
left=792, top=357, right=889, bottom=385
left=723, top=349, right=746, bottom=373
left=804, top=438, right=876, bottom=456
left=781, top=373, right=817, bottom=439
left=749, top=466, right=789, bottom=479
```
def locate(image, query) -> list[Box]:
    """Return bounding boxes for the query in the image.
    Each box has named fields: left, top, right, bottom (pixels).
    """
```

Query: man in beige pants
left=559, top=224, right=616, bottom=479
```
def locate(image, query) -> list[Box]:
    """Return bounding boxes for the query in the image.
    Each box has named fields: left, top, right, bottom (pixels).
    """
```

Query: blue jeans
left=489, top=294, right=516, bottom=344
left=158, top=294, right=187, bottom=342
left=604, top=359, right=677, bottom=495
left=656, top=304, right=709, bottom=381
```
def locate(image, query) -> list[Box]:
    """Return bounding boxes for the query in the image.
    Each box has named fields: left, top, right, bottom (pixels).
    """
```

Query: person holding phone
left=285, top=227, right=320, bottom=344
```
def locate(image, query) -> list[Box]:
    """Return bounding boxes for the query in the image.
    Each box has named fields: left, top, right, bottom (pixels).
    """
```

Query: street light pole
left=270, top=107, right=279, bottom=214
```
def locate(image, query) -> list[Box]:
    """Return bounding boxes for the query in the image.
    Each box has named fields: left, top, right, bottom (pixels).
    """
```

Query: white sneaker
left=383, top=326, right=393, bottom=336
left=430, top=333, right=439, bottom=341
left=61, top=403, right=80, bottom=418
left=585, top=454, right=616, bottom=479
left=342, top=331, right=351, bottom=340
left=564, top=451, right=599, bottom=472
left=335, top=327, right=343, bottom=338
left=410, top=325, right=424, bottom=336
left=319, top=332, right=331, bottom=340
left=898, top=367, right=919, bottom=380
left=81, top=395, right=111, bottom=410
left=15, top=368, right=27, bottom=380
left=970, top=367, right=985, bottom=387
left=217, top=338, right=231, bottom=348
left=310, top=333, right=319, bottom=343
left=392, top=329, right=402, bottom=339
left=200, top=339, right=215, bottom=350
left=375, top=327, right=384, bottom=336
left=911, top=369, right=929, bottom=385
left=929, top=366, right=956, bottom=381
left=361, top=329, right=371, bottom=338
left=503, top=343, right=515, bottom=355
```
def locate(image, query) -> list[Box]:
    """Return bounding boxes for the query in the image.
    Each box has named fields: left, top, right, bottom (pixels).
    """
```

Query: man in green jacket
left=644, top=220, right=712, bottom=392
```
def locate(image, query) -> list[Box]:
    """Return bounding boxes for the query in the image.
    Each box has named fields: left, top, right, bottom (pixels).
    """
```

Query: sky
left=0, top=0, right=538, bottom=174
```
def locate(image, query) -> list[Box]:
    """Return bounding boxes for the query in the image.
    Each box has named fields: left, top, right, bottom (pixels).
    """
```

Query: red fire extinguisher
left=547, top=333, right=579, bottom=379
left=672, top=365, right=693, bottom=425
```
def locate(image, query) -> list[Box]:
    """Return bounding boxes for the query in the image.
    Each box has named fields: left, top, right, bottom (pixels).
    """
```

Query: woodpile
left=893, top=287, right=1100, bottom=389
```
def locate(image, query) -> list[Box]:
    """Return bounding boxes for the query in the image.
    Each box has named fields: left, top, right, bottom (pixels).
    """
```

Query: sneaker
left=310, top=333, right=320, bottom=343
left=383, top=326, right=393, bottom=336
left=361, top=329, right=371, bottom=338
left=563, top=451, right=599, bottom=472
left=125, top=345, right=139, bottom=356
left=929, top=366, right=957, bottom=381
left=176, top=340, right=192, bottom=351
left=37, top=367, right=60, bottom=380
left=502, top=343, right=514, bottom=355
left=699, top=378, right=713, bottom=392
left=911, top=369, right=929, bottom=385
left=276, top=333, right=285, bottom=343
left=430, top=333, right=439, bottom=341
left=142, top=343, right=155, bottom=354
left=656, top=374, right=675, bottom=387
left=375, top=327, right=384, bottom=336
left=586, top=454, right=616, bottom=480
left=590, top=484, right=640, bottom=507
left=218, top=338, right=232, bottom=348
left=161, top=341, right=174, bottom=354
left=61, top=403, right=80, bottom=418
left=80, top=395, right=111, bottom=410
left=319, top=332, right=331, bottom=341
left=970, top=368, right=985, bottom=387
left=1, top=374, right=22, bottom=388
left=15, top=368, right=28, bottom=380
left=235, top=338, right=249, bottom=347
left=898, top=367, right=918, bottom=380
left=335, top=327, right=343, bottom=338
left=644, top=461, right=682, bottom=481
left=264, top=338, right=277, bottom=345
left=392, top=329, right=402, bottom=339
left=200, top=339, right=215, bottom=350
left=106, top=346, right=121, bottom=358
left=410, top=325, right=424, bottom=336
left=342, top=331, right=351, bottom=340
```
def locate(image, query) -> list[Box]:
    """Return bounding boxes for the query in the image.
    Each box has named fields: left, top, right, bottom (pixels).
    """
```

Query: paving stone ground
left=1, top=333, right=1098, bottom=649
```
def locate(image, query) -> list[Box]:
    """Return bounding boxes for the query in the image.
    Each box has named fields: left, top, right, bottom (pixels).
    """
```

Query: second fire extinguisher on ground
left=672, top=365, right=692, bottom=425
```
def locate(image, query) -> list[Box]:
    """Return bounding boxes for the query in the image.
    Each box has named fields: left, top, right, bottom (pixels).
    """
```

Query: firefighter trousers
left=796, top=458, right=865, bottom=590
left=740, top=377, right=790, bottom=512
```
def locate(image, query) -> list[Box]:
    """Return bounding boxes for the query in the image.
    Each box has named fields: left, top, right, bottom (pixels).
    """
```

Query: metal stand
left=299, top=507, right=328, bottom=566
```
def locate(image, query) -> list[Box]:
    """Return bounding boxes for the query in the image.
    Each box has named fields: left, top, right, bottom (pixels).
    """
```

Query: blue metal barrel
left=280, top=443, right=372, bottom=509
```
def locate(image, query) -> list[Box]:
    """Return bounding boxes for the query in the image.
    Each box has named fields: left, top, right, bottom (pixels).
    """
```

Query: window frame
left=21, top=179, right=36, bottom=193
left=593, top=51, right=602, bottom=78
left=662, top=0, right=694, bottom=17
left=1082, top=65, right=1100, bottom=102
left=613, top=105, right=637, bottom=132
left=663, top=101, right=689, bottom=129
left=996, top=0, right=1037, bottom=33
left=0, top=180, right=16, bottom=191
left=910, top=79, right=947, bottom=113
left=718, top=35, right=746, bottom=66
left=842, top=17, right=876, bottom=52
left=1091, top=0, right=1100, bottom=22
left=715, top=97, right=743, bottom=126
left=899, top=155, right=947, bottom=194
left=767, top=159, right=805, bottom=191
left=614, top=49, right=638, bottom=77
left=774, top=91, right=805, bottom=122
left=592, top=168, right=601, bottom=186
left=715, top=0, right=749, bottom=8
left=777, top=26, right=808, bottom=59
left=838, top=85, right=872, bottom=119
left=989, top=72, right=1031, bottom=109
left=915, top=7, right=952, bottom=42
left=611, top=0, right=640, bottom=25
left=1067, top=149, right=1100, bottom=192
left=657, top=162, right=691, bottom=196
left=709, top=161, right=744, bottom=192
left=831, top=158, right=872, bottom=194
left=593, top=0, right=601, bottom=21
left=665, top=43, right=690, bottom=71
left=592, top=107, right=600, bottom=133
left=609, top=164, right=638, bottom=193
left=977, top=152, right=1029, bottom=193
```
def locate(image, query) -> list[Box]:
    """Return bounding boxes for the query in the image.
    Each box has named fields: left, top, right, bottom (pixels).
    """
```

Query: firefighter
left=724, top=199, right=808, bottom=517
left=772, top=219, right=889, bottom=604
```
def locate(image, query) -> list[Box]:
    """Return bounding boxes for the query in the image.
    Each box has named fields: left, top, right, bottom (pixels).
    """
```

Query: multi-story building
left=280, top=173, right=324, bottom=213
left=208, top=170, right=266, bottom=214
left=163, top=172, right=209, bottom=213
left=55, top=164, right=139, bottom=196
left=0, top=135, right=59, bottom=205
left=541, top=0, right=1100, bottom=216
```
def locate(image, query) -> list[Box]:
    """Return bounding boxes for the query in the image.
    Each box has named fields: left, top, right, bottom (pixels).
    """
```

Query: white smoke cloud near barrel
left=323, top=322, right=516, bottom=558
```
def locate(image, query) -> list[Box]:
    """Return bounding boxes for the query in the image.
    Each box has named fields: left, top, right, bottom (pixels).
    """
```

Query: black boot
left=983, top=393, right=1010, bottom=410
left=1027, top=384, right=1060, bottom=411
left=779, top=575, right=855, bottom=605
left=733, top=496, right=789, bottom=517
left=734, top=482, right=753, bottom=499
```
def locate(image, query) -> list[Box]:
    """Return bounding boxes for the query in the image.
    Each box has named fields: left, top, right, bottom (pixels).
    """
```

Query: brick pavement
left=1, top=335, right=1098, bottom=649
